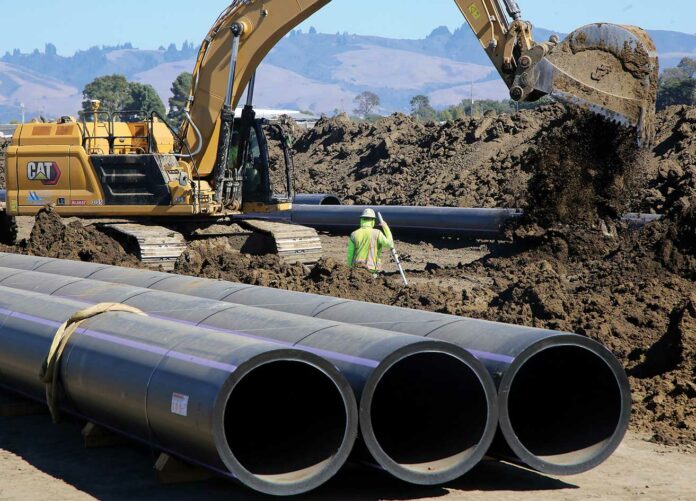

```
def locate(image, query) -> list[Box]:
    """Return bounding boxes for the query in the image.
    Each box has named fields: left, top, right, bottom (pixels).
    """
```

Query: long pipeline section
left=246, top=203, right=660, bottom=238
left=0, top=253, right=632, bottom=476
left=0, top=261, right=498, bottom=486
left=0, top=285, right=358, bottom=496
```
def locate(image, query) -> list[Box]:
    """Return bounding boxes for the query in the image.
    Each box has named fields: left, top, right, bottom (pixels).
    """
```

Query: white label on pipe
left=171, top=393, right=189, bottom=417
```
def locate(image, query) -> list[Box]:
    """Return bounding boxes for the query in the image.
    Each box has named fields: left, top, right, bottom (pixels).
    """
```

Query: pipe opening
left=508, top=346, right=622, bottom=465
left=370, top=352, right=488, bottom=473
left=224, top=360, right=347, bottom=483
left=319, top=196, right=341, bottom=205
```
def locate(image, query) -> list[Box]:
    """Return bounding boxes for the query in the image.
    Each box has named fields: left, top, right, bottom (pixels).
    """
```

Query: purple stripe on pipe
left=77, top=328, right=238, bottom=373
left=150, top=313, right=380, bottom=369
left=468, top=349, right=515, bottom=364
left=33, top=291, right=380, bottom=368
left=0, top=307, right=238, bottom=373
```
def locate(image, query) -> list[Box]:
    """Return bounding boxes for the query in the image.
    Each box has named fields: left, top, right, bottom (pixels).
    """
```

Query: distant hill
left=1, top=26, right=695, bottom=122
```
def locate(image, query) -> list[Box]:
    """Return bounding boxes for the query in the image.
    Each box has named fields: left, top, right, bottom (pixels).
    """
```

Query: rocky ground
left=0, top=106, right=694, bottom=451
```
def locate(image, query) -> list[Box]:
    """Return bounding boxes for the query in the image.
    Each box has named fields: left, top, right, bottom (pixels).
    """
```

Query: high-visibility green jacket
left=347, top=218, right=394, bottom=272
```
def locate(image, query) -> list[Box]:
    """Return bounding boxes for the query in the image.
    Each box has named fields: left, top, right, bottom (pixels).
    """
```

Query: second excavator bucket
left=518, top=24, right=659, bottom=145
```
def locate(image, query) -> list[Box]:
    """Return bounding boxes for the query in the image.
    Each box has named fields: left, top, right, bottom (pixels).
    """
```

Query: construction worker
left=347, top=208, right=394, bottom=274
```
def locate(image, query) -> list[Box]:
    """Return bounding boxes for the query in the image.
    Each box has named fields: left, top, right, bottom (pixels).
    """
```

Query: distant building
left=0, top=124, right=18, bottom=138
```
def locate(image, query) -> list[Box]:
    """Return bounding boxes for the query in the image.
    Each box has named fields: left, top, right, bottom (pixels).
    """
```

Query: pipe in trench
left=0, top=261, right=498, bottom=486
left=0, top=253, right=631, bottom=476
left=0, top=286, right=358, bottom=496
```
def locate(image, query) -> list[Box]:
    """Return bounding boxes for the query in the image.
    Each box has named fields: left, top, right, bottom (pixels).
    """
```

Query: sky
left=0, top=0, right=694, bottom=55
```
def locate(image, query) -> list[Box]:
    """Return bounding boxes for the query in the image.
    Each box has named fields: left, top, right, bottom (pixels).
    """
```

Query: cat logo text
left=27, top=161, right=61, bottom=185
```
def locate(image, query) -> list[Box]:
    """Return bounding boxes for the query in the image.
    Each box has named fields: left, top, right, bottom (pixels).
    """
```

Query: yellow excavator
left=1, top=0, right=658, bottom=267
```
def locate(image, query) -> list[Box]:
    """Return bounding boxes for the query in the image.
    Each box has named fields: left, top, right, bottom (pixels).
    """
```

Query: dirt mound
left=454, top=223, right=696, bottom=447
left=25, top=207, right=139, bottom=266
left=522, top=112, right=654, bottom=226
left=291, top=106, right=568, bottom=207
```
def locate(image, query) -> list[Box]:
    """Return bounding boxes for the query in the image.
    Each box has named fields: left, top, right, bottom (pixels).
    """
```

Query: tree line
left=80, top=72, right=192, bottom=128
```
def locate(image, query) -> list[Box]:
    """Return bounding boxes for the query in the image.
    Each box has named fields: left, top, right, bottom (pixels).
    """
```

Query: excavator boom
left=182, top=0, right=330, bottom=177
left=456, top=0, right=658, bottom=144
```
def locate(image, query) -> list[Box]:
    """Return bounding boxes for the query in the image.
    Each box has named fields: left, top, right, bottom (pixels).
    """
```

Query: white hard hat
left=361, top=208, right=376, bottom=219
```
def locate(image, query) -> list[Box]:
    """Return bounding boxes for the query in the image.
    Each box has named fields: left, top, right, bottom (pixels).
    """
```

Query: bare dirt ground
left=1, top=390, right=694, bottom=501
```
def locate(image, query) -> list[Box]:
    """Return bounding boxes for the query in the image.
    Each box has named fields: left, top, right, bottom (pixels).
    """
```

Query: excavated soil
left=0, top=207, right=139, bottom=266
left=0, top=106, right=694, bottom=449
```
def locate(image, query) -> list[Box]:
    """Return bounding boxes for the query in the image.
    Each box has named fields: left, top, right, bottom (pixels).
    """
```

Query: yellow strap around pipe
left=39, top=303, right=147, bottom=423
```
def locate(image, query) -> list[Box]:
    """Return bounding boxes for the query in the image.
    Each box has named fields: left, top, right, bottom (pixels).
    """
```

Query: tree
left=657, top=58, right=696, bottom=110
left=410, top=95, right=438, bottom=121
left=81, top=75, right=166, bottom=120
left=657, top=77, right=696, bottom=110
left=82, top=75, right=131, bottom=112
left=677, top=57, right=696, bottom=78
left=126, top=82, right=167, bottom=118
left=168, top=72, right=193, bottom=128
left=353, top=91, right=380, bottom=118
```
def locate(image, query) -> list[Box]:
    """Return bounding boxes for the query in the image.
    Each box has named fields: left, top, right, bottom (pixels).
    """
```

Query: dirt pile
left=522, top=112, right=654, bottom=226
left=175, top=241, right=462, bottom=310
left=640, top=106, right=696, bottom=277
left=451, top=226, right=696, bottom=447
left=291, top=107, right=568, bottom=207
left=23, top=207, right=140, bottom=266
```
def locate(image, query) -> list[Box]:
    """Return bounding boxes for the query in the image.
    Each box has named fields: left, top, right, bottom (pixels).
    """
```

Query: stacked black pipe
left=0, top=253, right=631, bottom=494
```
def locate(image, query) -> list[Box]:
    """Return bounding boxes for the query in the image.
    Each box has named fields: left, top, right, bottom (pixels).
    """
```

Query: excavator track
left=97, top=219, right=323, bottom=269
left=240, top=220, right=323, bottom=265
left=98, top=223, right=188, bottom=271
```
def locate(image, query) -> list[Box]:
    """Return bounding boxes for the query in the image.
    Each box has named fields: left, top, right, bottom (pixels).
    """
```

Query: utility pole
left=470, top=81, right=476, bottom=118
left=20, top=102, right=25, bottom=123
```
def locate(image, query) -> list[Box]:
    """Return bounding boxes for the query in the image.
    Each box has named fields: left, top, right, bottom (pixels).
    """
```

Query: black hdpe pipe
left=289, top=205, right=522, bottom=239
left=260, top=202, right=661, bottom=238
left=0, top=286, right=358, bottom=496
left=0, top=254, right=631, bottom=476
left=0, top=259, right=498, bottom=486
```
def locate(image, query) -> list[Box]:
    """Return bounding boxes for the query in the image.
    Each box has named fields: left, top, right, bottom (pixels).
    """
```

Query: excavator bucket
left=532, top=24, right=659, bottom=145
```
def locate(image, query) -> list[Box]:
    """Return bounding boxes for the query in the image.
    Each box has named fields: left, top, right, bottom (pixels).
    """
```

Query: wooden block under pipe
left=81, top=422, right=130, bottom=448
left=154, top=453, right=215, bottom=484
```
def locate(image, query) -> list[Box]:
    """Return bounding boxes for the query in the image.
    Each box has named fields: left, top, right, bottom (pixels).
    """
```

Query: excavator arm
left=455, top=0, right=658, bottom=144
left=181, top=0, right=330, bottom=178
left=181, top=0, right=658, bottom=183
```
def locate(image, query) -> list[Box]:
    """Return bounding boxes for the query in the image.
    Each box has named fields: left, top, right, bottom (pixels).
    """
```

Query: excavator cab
left=234, top=116, right=294, bottom=209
